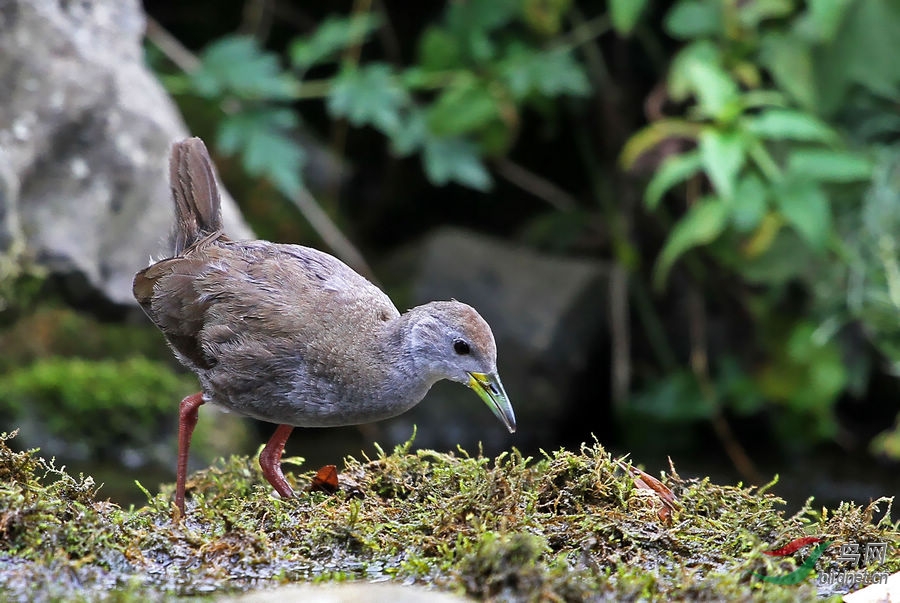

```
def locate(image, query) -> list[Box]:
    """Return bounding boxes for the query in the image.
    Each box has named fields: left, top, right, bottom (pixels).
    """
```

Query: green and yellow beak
left=467, top=371, right=516, bottom=433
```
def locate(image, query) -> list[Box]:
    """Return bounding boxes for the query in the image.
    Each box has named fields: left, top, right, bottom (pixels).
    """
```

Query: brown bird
left=133, top=138, right=516, bottom=516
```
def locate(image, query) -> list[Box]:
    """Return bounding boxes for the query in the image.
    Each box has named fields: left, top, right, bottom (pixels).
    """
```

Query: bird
left=133, top=137, right=516, bottom=516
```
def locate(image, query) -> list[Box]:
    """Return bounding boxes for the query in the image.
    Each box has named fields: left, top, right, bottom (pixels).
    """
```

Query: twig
left=631, top=278, right=679, bottom=371
left=556, top=14, right=611, bottom=54
left=270, top=3, right=316, bottom=30
left=644, top=81, right=668, bottom=122
left=239, top=0, right=274, bottom=42
left=144, top=16, right=375, bottom=281
left=687, top=287, right=762, bottom=484
left=144, top=17, right=200, bottom=73
left=343, top=0, right=373, bottom=66
left=288, top=187, right=377, bottom=282
left=567, top=9, right=612, bottom=89
left=373, top=0, right=403, bottom=65
left=610, top=264, right=631, bottom=409
left=494, top=158, right=579, bottom=211
left=328, top=0, right=375, bottom=209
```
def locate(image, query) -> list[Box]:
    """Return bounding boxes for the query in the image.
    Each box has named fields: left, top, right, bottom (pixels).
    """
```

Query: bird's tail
left=169, top=137, right=223, bottom=255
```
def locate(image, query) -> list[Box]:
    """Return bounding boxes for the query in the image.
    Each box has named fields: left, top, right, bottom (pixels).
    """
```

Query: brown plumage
left=134, top=137, right=515, bottom=516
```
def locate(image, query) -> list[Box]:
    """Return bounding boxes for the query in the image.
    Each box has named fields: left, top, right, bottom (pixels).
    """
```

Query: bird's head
left=406, top=300, right=516, bottom=433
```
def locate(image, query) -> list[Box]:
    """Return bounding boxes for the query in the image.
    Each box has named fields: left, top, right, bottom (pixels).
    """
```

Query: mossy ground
left=0, top=308, right=253, bottom=476
left=0, top=431, right=896, bottom=602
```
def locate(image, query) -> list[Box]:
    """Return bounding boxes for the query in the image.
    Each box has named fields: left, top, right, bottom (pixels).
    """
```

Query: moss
left=0, top=354, right=251, bottom=473
left=0, top=431, right=896, bottom=601
left=0, top=307, right=172, bottom=371
left=0, top=357, right=195, bottom=459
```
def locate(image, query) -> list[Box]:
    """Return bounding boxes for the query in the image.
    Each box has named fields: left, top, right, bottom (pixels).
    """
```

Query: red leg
left=175, top=392, right=205, bottom=518
left=259, top=424, right=295, bottom=498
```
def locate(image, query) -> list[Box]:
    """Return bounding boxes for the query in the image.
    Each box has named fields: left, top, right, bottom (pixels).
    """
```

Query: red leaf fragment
left=310, top=464, right=339, bottom=493
left=763, top=537, right=822, bottom=557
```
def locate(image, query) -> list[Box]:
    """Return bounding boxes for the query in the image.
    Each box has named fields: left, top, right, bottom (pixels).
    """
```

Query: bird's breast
left=201, top=356, right=433, bottom=428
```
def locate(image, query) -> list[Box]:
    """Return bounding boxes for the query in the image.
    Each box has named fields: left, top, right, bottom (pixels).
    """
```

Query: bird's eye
left=453, top=339, right=470, bottom=355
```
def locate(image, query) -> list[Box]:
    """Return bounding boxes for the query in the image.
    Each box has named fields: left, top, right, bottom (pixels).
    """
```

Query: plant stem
left=493, top=158, right=579, bottom=212
left=747, top=141, right=783, bottom=183
left=556, top=14, right=612, bottom=55
left=145, top=17, right=201, bottom=73
left=293, top=79, right=333, bottom=100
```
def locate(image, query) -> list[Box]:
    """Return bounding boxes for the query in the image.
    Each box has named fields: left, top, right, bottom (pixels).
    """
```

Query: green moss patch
left=0, top=431, right=896, bottom=601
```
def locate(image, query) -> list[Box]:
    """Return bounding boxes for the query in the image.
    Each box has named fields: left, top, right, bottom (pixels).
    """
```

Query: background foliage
left=4, top=0, right=896, bottom=490
left=143, top=0, right=900, bottom=466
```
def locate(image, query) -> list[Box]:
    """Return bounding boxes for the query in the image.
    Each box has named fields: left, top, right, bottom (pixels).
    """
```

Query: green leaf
left=736, top=0, right=793, bottom=28
left=465, top=30, right=496, bottom=63
left=610, top=0, right=648, bottom=36
left=665, top=0, right=721, bottom=39
left=629, top=371, right=712, bottom=421
left=731, top=174, right=768, bottom=232
left=644, top=151, right=703, bottom=209
left=788, top=149, right=874, bottom=182
left=717, top=355, right=765, bottom=415
left=735, top=228, right=814, bottom=284
left=427, top=77, right=500, bottom=137
left=795, top=0, right=853, bottom=42
left=655, top=197, right=729, bottom=288
left=521, top=0, right=572, bottom=36
left=422, top=137, right=492, bottom=191
left=773, top=178, right=831, bottom=249
left=217, top=110, right=305, bottom=197
left=446, top=0, right=519, bottom=34
left=688, top=61, right=740, bottom=121
left=744, top=109, right=838, bottom=143
left=244, top=131, right=305, bottom=197
left=418, top=26, right=463, bottom=71
left=759, top=32, right=816, bottom=110
left=668, top=41, right=720, bottom=102
left=785, top=322, right=847, bottom=409
left=327, top=64, right=409, bottom=135
left=871, top=424, right=900, bottom=460
left=498, top=45, right=590, bottom=101
left=758, top=321, right=845, bottom=444
left=699, top=129, right=745, bottom=199
left=217, top=108, right=298, bottom=155
left=290, top=14, right=381, bottom=69
left=620, top=119, right=701, bottom=169
left=389, top=109, right=428, bottom=156
left=193, top=36, right=299, bottom=101
left=812, top=1, right=900, bottom=116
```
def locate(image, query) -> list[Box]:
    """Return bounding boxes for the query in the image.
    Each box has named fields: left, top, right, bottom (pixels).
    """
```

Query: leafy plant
left=619, top=0, right=900, bottom=454
left=141, top=0, right=900, bottom=464
left=0, top=357, right=195, bottom=461
left=161, top=2, right=590, bottom=196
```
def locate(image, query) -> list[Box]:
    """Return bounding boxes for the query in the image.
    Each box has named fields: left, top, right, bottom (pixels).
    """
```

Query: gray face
left=407, top=302, right=497, bottom=383
left=407, top=301, right=516, bottom=433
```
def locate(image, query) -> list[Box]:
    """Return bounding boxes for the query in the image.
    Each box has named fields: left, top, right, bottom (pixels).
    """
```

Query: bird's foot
left=260, top=424, right=296, bottom=498
left=175, top=392, right=205, bottom=519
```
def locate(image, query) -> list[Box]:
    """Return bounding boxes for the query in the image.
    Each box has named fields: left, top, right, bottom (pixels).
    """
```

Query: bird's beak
left=467, top=371, right=516, bottom=433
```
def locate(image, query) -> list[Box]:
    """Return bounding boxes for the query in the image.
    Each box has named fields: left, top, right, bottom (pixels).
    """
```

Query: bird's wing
left=134, top=240, right=399, bottom=371
left=134, top=252, right=219, bottom=369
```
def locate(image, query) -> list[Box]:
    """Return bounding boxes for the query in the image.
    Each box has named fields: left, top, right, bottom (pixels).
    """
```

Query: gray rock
left=382, top=228, right=610, bottom=453
left=223, top=582, right=471, bottom=603
left=841, top=570, right=899, bottom=603
left=0, top=0, right=251, bottom=306
left=0, top=148, right=25, bottom=286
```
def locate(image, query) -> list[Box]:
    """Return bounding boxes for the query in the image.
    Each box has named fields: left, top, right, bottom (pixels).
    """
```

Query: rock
left=381, top=227, right=611, bottom=453
left=0, top=0, right=251, bottom=307
left=223, top=583, right=471, bottom=603
left=842, top=571, right=899, bottom=603
left=0, top=149, right=25, bottom=286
